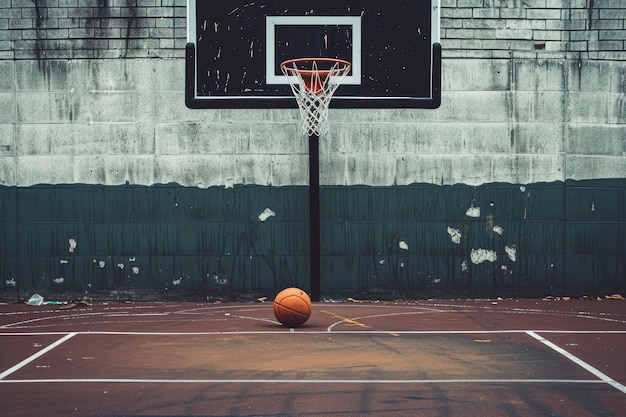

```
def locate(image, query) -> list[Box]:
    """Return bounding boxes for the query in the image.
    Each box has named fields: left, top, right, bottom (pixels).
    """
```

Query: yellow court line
left=321, top=310, right=402, bottom=336
left=321, top=310, right=370, bottom=328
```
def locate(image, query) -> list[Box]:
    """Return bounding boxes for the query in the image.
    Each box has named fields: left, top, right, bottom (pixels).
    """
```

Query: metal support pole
left=309, top=133, right=321, bottom=302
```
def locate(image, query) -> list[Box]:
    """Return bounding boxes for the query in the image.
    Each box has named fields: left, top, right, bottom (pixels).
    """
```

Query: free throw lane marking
left=0, top=332, right=77, bottom=380
left=526, top=331, right=626, bottom=395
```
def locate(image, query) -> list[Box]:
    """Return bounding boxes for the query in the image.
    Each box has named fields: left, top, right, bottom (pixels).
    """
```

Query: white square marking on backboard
left=266, top=16, right=362, bottom=85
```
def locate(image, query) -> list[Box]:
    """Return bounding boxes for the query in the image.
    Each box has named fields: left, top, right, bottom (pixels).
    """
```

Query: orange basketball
left=273, top=287, right=312, bottom=327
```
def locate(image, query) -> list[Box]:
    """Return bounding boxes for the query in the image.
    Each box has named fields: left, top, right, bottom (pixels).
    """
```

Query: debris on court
left=26, top=294, right=44, bottom=306
left=24, top=293, right=93, bottom=308
left=542, top=294, right=624, bottom=301
left=256, top=297, right=267, bottom=303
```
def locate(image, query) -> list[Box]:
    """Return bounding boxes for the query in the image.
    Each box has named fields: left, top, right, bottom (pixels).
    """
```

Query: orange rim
left=281, top=58, right=351, bottom=94
left=280, top=58, right=351, bottom=76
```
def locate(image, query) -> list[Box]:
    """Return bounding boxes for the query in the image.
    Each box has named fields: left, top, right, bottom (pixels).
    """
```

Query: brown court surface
left=0, top=298, right=625, bottom=416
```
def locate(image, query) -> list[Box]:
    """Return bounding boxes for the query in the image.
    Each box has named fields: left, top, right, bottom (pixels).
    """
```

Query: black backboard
left=186, top=0, right=441, bottom=108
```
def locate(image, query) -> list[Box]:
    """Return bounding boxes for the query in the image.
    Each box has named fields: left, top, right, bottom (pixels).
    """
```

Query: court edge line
left=0, top=378, right=606, bottom=385
left=526, top=331, right=626, bottom=395
left=1, top=330, right=625, bottom=336
left=0, top=332, right=77, bottom=380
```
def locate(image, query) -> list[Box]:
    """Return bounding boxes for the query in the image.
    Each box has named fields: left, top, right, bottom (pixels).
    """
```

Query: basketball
left=273, top=287, right=312, bottom=327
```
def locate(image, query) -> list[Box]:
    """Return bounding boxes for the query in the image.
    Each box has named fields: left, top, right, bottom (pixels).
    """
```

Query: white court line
left=0, top=311, right=137, bottom=329
left=0, top=378, right=606, bottom=385
left=0, top=332, right=77, bottom=380
left=1, top=330, right=625, bottom=336
left=0, top=331, right=624, bottom=392
left=526, top=331, right=626, bottom=394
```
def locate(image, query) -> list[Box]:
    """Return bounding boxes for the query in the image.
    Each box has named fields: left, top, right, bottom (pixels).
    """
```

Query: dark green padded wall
left=1, top=184, right=310, bottom=299
left=1, top=180, right=624, bottom=299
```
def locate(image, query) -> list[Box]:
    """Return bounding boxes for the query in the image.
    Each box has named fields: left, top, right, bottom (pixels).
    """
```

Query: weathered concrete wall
left=2, top=57, right=624, bottom=187
left=0, top=1, right=625, bottom=300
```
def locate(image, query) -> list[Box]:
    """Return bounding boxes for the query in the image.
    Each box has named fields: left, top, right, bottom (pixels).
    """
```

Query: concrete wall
left=2, top=1, right=624, bottom=187
left=0, top=1, right=625, bottom=300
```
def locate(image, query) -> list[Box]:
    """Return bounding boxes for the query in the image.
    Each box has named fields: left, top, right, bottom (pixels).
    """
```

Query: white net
left=281, top=59, right=351, bottom=137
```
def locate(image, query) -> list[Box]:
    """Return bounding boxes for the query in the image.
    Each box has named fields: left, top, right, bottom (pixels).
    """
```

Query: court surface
left=1, top=298, right=625, bottom=416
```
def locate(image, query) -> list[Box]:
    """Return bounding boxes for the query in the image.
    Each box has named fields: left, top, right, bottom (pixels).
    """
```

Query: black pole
left=309, top=133, right=321, bottom=302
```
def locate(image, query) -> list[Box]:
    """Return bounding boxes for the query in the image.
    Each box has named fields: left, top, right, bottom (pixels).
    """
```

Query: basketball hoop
left=281, top=58, right=351, bottom=136
left=280, top=58, right=350, bottom=303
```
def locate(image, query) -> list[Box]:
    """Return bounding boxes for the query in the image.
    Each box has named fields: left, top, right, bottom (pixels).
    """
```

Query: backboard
left=185, top=0, right=441, bottom=109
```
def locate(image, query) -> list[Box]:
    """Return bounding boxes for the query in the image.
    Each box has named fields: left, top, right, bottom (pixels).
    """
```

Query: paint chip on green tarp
left=258, top=208, right=276, bottom=221
left=471, top=248, right=497, bottom=264
left=447, top=227, right=461, bottom=244
left=466, top=206, right=480, bottom=217
left=505, top=245, right=517, bottom=262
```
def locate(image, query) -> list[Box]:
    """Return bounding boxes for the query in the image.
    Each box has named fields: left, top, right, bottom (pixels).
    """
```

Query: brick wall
left=441, top=0, right=626, bottom=60
left=1, top=1, right=624, bottom=61
left=1, top=0, right=187, bottom=60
